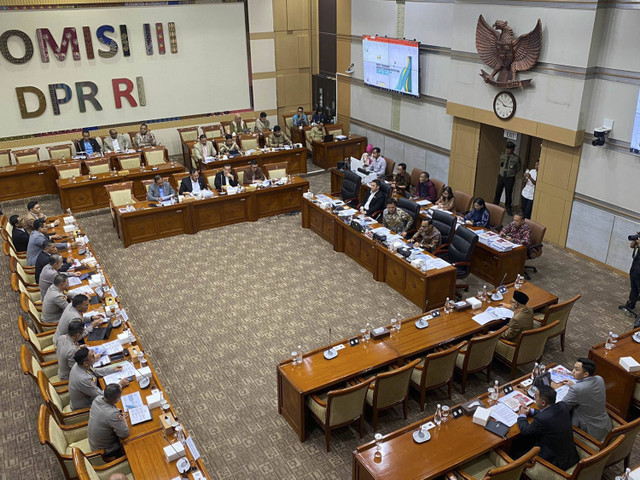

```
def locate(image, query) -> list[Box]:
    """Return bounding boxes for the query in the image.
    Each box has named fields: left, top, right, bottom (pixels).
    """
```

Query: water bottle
left=531, top=362, right=539, bottom=380
left=434, top=404, right=442, bottom=426
left=175, top=424, right=186, bottom=444
left=482, top=284, right=487, bottom=301
left=444, top=297, right=451, bottom=314
left=364, top=322, right=371, bottom=341
left=396, top=313, right=402, bottom=331
left=615, top=468, right=631, bottom=480
left=296, top=345, right=303, bottom=365
left=492, top=380, right=500, bottom=401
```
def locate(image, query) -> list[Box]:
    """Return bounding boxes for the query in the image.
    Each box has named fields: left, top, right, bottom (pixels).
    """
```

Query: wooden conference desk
left=352, top=366, right=558, bottom=480
left=57, top=162, right=184, bottom=213
left=329, top=168, right=526, bottom=285
left=198, top=146, right=308, bottom=175
left=277, top=282, right=558, bottom=442
left=589, top=327, right=640, bottom=420
left=114, top=176, right=309, bottom=247
left=312, top=136, right=367, bottom=170
left=302, top=195, right=456, bottom=310
left=46, top=217, right=210, bottom=479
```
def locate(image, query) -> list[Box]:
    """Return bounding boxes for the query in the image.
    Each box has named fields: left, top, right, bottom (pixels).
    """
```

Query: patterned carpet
left=1, top=171, right=638, bottom=479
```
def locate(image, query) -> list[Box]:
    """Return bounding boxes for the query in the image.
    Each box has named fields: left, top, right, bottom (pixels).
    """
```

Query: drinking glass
left=491, top=388, right=499, bottom=403
left=443, top=302, right=451, bottom=314
left=291, top=351, right=298, bottom=365
left=487, top=387, right=496, bottom=404
left=396, top=319, right=401, bottom=331
left=360, top=328, right=367, bottom=341
left=420, top=424, right=429, bottom=438
left=611, top=333, right=619, bottom=347
left=390, top=319, right=397, bottom=332
left=448, top=299, right=456, bottom=312
left=441, top=406, right=450, bottom=423
left=477, top=290, right=484, bottom=301
left=374, top=433, right=383, bottom=451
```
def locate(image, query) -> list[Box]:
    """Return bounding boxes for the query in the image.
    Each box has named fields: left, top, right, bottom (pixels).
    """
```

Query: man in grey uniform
left=56, top=320, right=86, bottom=380
left=69, top=348, right=129, bottom=410
left=54, top=294, right=103, bottom=344
left=88, top=383, right=130, bottom=458
left=42, top=274, right=75, bottom=324
left=562, top=357, right=612, bottom=442
left=493, top=141, right=522, bottom=216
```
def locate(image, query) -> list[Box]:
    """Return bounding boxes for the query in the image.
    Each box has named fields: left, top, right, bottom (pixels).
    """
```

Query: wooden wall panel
left=287, top=0, right=309, bottom=30
left=448, top=117, right=480, bottom=194
left=272, top=0, right=287, bottom=31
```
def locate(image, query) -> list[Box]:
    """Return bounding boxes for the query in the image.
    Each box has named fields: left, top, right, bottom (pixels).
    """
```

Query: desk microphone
left=496, top=273, right=507, bottom=290
left=324, top=328, right=337, bottom=359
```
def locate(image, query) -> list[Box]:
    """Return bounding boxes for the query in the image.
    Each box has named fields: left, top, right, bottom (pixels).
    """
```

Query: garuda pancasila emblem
left=475, top=15, right=543, bottom=89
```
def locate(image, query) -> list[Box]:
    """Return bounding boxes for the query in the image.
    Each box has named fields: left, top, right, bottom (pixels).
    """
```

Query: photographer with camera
left=619, top=233, right=640, bottom=321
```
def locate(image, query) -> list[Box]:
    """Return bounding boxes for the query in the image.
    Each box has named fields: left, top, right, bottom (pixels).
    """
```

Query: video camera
left=629, top=233, right=640, bottom=241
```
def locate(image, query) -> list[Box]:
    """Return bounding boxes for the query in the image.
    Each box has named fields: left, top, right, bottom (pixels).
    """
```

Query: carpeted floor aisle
left=1, top=172, right=638, bottom=479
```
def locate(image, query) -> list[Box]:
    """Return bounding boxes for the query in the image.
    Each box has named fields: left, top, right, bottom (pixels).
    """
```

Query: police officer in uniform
left=493, top=141, right=522, bottom=216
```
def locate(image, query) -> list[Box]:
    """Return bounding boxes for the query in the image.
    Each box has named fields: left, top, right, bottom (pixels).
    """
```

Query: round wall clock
left=493, top=91, right=516, bottom=120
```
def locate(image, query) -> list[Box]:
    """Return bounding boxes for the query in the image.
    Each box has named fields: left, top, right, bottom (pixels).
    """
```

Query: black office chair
left=431, top=210, right=457, bottom=246
left=379, top=181, right=392, bottom=200
left=436, top=226, right=478, bottom=298
left=397, top=197, right=421, bottom=235
left=338, top=170, right=362, bottom=207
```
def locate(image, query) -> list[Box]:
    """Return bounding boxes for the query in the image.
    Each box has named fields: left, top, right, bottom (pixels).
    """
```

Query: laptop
left=87, top=319, right=113, bottom=341
left=323, top=134, right=334, bottom=142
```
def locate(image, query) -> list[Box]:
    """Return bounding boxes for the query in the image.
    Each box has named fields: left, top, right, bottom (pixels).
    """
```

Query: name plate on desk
left=370, top=327, right=390, bottom=339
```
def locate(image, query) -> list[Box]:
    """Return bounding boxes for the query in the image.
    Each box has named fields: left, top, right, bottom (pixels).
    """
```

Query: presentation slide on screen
left=362, top=35, right=419, bottom=97
left=631, top=89, right=640, bottom=154
left=0, top=3, right=251, bottom=138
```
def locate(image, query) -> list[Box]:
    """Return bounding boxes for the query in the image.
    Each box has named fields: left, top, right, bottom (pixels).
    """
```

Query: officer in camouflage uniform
left=382, top=199, right=413, bottom=236
left=493, top=141, right=522, bottom=216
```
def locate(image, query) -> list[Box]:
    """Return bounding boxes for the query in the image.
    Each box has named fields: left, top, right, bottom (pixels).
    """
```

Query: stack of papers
left=498, top=390, right=534, bottom=411
left=337, top=208, right=357, bottom=217
left=555, top=384, right=570, bottom=402
left=69, top=285, right=94, bottom=296
left=488, top=237, right=515, bottom=252
left=415, top=199, right=430, bottom=206
left=423, top=257, right=450, bottom=270
left=103, top=361, right=138, bottom=385
left=472, top=307, right=514, bottom=325
left=477, top=231, right=498, bottom=245
left=68, top=277, right=82, bottom=287
left=121, top=392, right=144, bottom=412
left=549, top=365, right=573, bottom=383
left=490, top=402, right=518, bottom=427
left=202, top=156, right=215, bottom=164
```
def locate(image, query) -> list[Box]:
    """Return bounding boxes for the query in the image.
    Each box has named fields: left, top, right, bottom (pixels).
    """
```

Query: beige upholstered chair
left=284, top=115, right=295, bottom=137
left=410, top=341, right=466, bottom=411
left=525, top=435, right=624, bottom=480
left=304, top=128, right=314, bottom=151
left=85, top=159, right=111, bottom=175
left=384, top=157, right=396, bottom=178
left=143, top=146, right=167, bottom=166
left=214, top=137, right=227, bottom=153
left=18, top=315, right=56, bottom=362
left=20, top=344, right=66, bottom=388
left=117, top=153, right=141, bottom=170
left=38, top=371, right=90, bottom=425
left=202, top=169, right=221, bottom=190
left=177, top=126, right=199, bottom=143
left=11, top=256, right=36, bottom=284
left=13, top=147, right=41, bottom=164
left=201, top=124, right=222, bottom=140
left=327, top=124, right=343, bottom=136
left=485, top=203, right=506, bottom=231
left=431, top=178, right=445, bottom=200
left=12, top=272, right=41, bottom=304
left=264, top=162, right=288, bottom=179
left=7, top=239, right=29, bottom=265
left=449, top=447, right=539, bottom=480
left=245, top=120, right=256, bottom=132
left=21, top=292, right=56, bottom=333
left=105, top=182, right=134, bottom=208
left=39, top=404, right=106, bottom=479
left=238, top=134, right=259, bottom=151
left=533, top=294, right=581, bottom=351
left=494, top=320, right=559, bottom=378
left=47, top=144, right=73, bottom=160
left=172, top=172, right=190, bottom=191
left=55, top=163, right=82, bottom=179
left=307, top=378, right=373, bottom=452
left=0, top=148, right=12, bottom=167
left=364, top=358, right=420, bottom=431
left=454, top=191, right=473, bottom=214
left=455, top=326, right=508, bottom=393
left=573, top=410, right=640, bottom=471
left=72, top=447, right=133, bottom=480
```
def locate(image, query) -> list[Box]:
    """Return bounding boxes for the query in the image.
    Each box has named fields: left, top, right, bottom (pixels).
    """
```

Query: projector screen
left=0, top=3, right=251, bottom=138
left=362, top=36, right=420, bottom=97
left=631, top=88, right=640, bottom=154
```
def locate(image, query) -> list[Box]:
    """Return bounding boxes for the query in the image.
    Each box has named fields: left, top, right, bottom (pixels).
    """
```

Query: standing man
left=102, top=129, right=131, bottom=153
left=88, top=384, right=130, bottom=458
left=493, top=141, right=522, bottom=216
left=521, top=160, right=538, bottom=219
left=562, top=358, right=612, bottom=442
left=134, top=123, right=157, bottom=148
left=620, top=234, right=640, bottom=321
left=77, top=130, right=101, bottom=156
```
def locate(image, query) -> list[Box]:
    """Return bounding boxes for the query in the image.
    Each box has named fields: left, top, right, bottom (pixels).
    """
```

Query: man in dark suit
left=516, top=385, right=579, bottom=470
left=35, top=240, right=72, bottom=283
left=77, top=130, right=102, bottom=156
left=179, top=169, right=209, bottom=195
left=359, top=179, right=386, bottom=217
left=10, top=215, right=29, bottom=252
left=214, top=164, right=239, bottom=191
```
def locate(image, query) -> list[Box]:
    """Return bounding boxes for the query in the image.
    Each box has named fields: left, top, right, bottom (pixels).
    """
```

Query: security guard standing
left=493, top=141, right=522, bottom=216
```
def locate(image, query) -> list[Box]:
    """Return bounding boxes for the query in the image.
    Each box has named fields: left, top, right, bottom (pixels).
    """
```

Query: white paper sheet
left=490, top=402, right=518, bottom=427
left=129, top=405, right=152, bottom=425
left=121, top=392, right=144, bottom=412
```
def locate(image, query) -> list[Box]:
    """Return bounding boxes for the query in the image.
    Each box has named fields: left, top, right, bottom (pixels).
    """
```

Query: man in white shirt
left=367, top=147, right=386, bottom=178
left=103, top=129, right=131, bottom=153
left=521, top=160, right=538, bottom=219
left=359, top=179, right=386, bottom=217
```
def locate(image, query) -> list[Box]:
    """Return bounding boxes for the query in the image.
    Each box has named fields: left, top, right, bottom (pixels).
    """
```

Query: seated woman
left=463, top=197, right=490, bottom=227
left=410, top=219, right=442, bottom=252
left=360, top=144, right=374, bottom=166
left=435, top=186, right=456, bottom=213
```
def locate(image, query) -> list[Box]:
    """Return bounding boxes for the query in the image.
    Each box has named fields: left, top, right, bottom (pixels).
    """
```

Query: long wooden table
left=114, top=176, right=309, bottom=247
left=277, top=282, right=558, bottom=442
left=589, top=327, right=640, bottom=420
left=312, top=136, right=367, bottom=170
left=302, top=196, right=456, bottom=310
left=329, top=168, right=527, bottom=285
left=198, top=147, right=308, bottom=175
left=57, top=162, right=184, bottom=213
left=45, top=216, right=210, bottom=479
left=352, top=365, right=559, bottom=480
